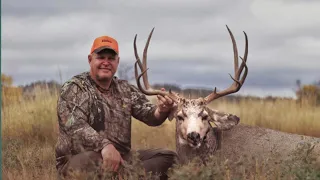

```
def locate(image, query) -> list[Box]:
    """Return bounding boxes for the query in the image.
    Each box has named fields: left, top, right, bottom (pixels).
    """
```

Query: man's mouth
left=99, top=67, right=112, bottom=72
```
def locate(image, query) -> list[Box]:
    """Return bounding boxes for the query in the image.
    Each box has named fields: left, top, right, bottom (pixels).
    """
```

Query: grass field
left=2, top=88, right=320, bottom=179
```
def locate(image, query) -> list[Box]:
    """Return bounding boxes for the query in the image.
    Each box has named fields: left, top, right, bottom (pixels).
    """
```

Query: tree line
left=2, top=73, right=320, bottom=107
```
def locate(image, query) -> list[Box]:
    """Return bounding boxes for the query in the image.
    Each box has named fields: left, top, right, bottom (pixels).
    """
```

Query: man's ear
left=88, top=54, right=92, bottom=64
left=115, top=56, right=120, bottom=67
left=205, top=107, right=240, bottom=131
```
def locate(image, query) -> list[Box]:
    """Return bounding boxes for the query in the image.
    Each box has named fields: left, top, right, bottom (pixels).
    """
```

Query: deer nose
left=187, top=132, right=200, bottom=142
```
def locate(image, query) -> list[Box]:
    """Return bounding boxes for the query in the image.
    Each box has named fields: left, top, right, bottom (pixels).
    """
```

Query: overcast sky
left=2, top=0, right=320, bottom=98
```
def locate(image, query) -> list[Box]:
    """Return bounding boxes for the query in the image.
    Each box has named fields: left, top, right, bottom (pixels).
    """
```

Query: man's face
left=88, top=49, right=120, bottom=81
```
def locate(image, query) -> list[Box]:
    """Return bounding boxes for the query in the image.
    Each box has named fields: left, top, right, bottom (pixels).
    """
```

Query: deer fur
left=213, top=123, right=320, bottom=162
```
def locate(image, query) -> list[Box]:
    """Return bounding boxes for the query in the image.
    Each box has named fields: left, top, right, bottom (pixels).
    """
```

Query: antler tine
left=134, top=34, right=147, bottom=89
left=228, top=26, right=249, bottom=87
left=134, top=28, right=155, bottom=90
left=134, top=60, right=180, bottom=103
left=133, top=28, right=180, bottom=103
left=238, top=31, right=249, bottom=85
left=226, top=25, right=239, bottom=77
left=142, top=27, right=155, bottom=89
left=204, top=25, right=249, bottom=104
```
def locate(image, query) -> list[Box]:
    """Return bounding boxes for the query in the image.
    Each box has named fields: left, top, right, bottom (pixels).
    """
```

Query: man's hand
left=101, top=144, right=124, bottom=172
left=156, top=88, right=175, bottom=113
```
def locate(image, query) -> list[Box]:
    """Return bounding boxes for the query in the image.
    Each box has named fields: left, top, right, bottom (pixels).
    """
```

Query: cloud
left=2, top=0, right=320, bottom=98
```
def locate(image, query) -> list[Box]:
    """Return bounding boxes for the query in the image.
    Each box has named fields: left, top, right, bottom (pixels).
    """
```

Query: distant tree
left=153, top=83, right=182, bottom=93
left=117, top=62, right=134, bottom=82
left=1, top=73, right=23, bottom=106
left=296, top=79, right=301, bottom=89
left=2, top=73, right=13, bottom=87
left=295, top=79, right=320, bottom=107
left=295, top=79, right=302, bottom=106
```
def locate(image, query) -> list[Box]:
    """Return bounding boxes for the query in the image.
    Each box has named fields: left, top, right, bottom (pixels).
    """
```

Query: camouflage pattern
left=55, top=72, right=163, bottom=173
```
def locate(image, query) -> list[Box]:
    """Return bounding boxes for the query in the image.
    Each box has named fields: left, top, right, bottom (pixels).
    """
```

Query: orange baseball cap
left=90, top=35, right=119, bottom=54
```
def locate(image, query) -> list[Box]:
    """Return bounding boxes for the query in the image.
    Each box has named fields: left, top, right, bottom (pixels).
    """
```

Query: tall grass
left=2, top=89, right=320, bottom=179
left=209, top=98, right=320, bottom=137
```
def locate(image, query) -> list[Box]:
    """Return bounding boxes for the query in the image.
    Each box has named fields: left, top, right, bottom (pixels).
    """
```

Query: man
left=55, top=35, right=178, bottom=179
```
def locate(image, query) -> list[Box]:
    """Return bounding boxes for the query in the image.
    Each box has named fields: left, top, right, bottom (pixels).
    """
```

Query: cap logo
left=102, top=39, right=112, bottom=43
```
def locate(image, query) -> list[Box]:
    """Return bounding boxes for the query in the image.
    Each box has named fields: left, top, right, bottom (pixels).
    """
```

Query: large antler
left=133, top=28, right=180, bottom=103
left=204, top=25, right=249, bottom=104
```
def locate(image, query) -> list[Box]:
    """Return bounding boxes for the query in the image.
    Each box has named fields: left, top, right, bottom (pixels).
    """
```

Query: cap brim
left=93, top=46, right=118, bottom=54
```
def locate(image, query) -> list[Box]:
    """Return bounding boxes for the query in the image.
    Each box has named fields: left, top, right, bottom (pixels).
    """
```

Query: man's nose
left=101, top=60, right=111, bottom=66
left=187, top=132, right=200, bottom=142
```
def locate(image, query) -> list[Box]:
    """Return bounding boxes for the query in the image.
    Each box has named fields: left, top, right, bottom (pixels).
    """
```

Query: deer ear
left=167, top=104, right=178, bottom=121
left=205, top=107, right=240, bottom=131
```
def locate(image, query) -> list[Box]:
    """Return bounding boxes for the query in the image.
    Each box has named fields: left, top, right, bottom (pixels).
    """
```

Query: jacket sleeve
left=129, top=85, right=165, bottom=126
left=57, top=82, right=112, bottom=153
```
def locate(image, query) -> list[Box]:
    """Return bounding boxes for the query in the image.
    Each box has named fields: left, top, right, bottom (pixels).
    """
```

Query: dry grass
left=2, top=89, right=320, bottom=179
left=209, top=98, right=320, bottom=137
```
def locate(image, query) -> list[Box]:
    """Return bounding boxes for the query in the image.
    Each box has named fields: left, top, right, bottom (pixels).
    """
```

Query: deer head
left=133, top=25, right=248, bottom=148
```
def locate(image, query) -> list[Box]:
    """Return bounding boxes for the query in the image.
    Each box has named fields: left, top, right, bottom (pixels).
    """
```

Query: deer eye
left=202, top=115, right=209, bottom=121
left=177, top=115, right=184, bottom=121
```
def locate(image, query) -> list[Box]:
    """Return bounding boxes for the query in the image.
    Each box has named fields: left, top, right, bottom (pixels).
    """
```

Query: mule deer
left=132, top=26, right=320, bottom=167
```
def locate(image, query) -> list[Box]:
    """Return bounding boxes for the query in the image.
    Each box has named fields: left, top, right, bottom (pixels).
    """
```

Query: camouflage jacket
left=55, top=72, right=163, bottom=171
